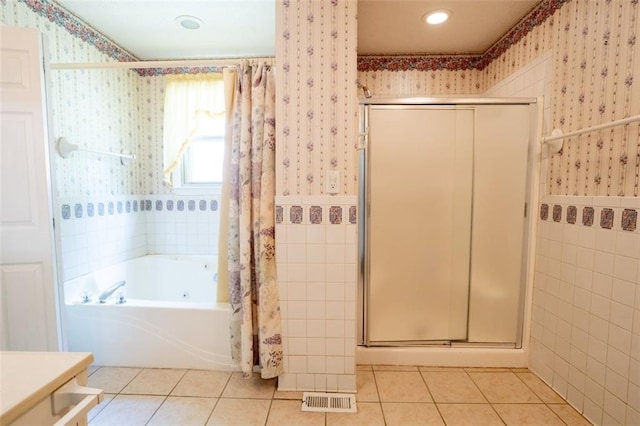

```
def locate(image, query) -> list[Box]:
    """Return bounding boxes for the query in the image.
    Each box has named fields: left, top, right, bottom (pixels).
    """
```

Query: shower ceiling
left=56, top=0, right=539, bottom=60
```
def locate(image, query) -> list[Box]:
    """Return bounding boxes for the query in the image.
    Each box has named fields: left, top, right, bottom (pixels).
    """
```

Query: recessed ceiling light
left=175, top=15, right=204, bottom=30
left=424, top=10, right=451, bottom=25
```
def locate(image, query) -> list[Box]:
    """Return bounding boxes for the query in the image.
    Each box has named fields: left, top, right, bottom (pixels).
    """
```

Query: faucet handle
left=115, top=291, right=126, bottom=304
left=81, top=292, right=92, bottom=304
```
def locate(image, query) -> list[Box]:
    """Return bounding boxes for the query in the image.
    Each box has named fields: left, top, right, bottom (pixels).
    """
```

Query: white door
left=366, top=107, right=474, bottom=343
left=0, top=27, right=60, bottom=351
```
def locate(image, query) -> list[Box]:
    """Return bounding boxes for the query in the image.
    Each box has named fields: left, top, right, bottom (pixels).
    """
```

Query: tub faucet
left=98, top=280, right=126, bottom=303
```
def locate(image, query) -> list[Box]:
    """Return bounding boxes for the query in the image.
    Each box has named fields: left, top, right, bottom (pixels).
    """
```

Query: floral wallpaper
left=544, top=0, right=639, bottom=197
left=358, top=0, right=640, bottom=199
left=275, top=0, right=358, bottom=196
left=1, top=0, right=146, bottom=198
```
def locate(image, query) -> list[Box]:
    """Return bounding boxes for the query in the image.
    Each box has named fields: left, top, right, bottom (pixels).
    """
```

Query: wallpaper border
left=26, top=0, right=569, bottom=75
left=357, top=0, right=570, bottom=72
left=22, top=0, right=137, bottom=62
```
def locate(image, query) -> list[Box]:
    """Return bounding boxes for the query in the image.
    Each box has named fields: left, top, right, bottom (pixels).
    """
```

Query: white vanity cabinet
left=0, top=352, right=103, bottom=425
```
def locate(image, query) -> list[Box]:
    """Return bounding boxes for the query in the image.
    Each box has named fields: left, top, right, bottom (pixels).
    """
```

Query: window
left=162, top=74, right=225, bottom=188
left=181, top=111, right=225, bottom=185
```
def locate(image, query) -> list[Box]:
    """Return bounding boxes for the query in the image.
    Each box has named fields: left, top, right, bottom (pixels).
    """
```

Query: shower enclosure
left=358, top=98, right=537, bottom=349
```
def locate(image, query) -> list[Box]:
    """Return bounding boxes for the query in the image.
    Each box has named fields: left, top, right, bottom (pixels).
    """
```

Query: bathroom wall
left=356, top=68, right=483, bottom=96
left=510, top=2, right=639, bottom=425
left=351, top=1, right=640, bottom=423
left=481, top=1, right=640, bottom=424
left=275, top=0, right=358, bottom=391
left=1, top=1, right=221, bottom=281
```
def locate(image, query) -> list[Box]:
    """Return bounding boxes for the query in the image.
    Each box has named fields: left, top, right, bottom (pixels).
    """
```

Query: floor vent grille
left=301, top=392, right=357, bottom=413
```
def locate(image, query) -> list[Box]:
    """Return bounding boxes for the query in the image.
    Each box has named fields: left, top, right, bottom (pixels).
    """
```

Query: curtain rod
left=542, top=115, right=640, bottom=154
left=50, top=59, right=243, bottom=70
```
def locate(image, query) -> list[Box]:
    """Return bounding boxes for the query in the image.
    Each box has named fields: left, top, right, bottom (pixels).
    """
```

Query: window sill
left=170, top=185, right=222, bottom=197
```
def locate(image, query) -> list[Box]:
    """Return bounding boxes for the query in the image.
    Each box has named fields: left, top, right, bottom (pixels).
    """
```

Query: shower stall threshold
left=356, top=345, right=528, bottom=368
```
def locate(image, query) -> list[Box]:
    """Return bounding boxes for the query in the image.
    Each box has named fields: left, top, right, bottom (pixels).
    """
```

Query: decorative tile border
left=582, top=207, right=594, bottom=227
left=539, top=202, right=638, bottom=232
left=622, top=209, right=637, bottom=232
left=358, top=0, right=569, bottom=72
left=60, top=198, right=219, bottom=219
left=276, top=204, right=357, bottom=225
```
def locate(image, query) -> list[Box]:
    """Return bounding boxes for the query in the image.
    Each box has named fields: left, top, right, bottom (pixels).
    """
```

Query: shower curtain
left=226, top=63, right=283, bottom=379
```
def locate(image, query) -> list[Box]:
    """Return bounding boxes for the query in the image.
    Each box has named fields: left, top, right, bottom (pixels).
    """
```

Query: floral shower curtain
left=227, top=63, right=283, bottom=379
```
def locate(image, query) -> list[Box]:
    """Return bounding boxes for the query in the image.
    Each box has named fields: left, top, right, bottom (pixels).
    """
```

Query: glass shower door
left=366, top=106, right=474, bottom=343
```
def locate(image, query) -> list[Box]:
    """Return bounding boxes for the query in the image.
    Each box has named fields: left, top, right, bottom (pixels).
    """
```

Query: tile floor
left=87, top=365, right=592, bottom=425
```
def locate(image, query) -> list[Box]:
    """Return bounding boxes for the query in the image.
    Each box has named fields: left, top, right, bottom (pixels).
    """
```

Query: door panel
left=467, top=105, right=531, bottom=343
left=366, top=107, right=473, bottom=343
left=0, top=27, right=59, bottom=351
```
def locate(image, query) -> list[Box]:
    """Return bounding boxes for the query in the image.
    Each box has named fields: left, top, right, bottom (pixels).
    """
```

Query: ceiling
left=358, top=0, right=539, bottom=55
left=57, top=0, right=540, bottom=60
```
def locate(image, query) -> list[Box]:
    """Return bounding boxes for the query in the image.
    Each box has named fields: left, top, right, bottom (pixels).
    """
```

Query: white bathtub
left=63, top=255, right=236, bottom=370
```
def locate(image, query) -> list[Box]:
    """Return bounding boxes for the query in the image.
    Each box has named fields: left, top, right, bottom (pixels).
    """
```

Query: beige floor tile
left=419, top=366, right=466, bottom=372
left=468, top=372, right=542, bottom=403
left=207, top=398, right=271, bottom=425
left=88, top=367, right=141, bottom=393
left=222, top=372, right=277, bottom=399
left=372, top=364, right=419, bottom=371
left=464, top=367, right=513, bottom=372
left=516, top=372, right=565, bottom=404
left=266, top=400, right=325, bottom=426
left=422, top=371, right=486, bottom=403
left=493, top=403, right=565, bottom=425
left=90, top=395, right=165, bottom=426
left=382, top=402, right=444, bottom=425
left=327, top=402, right=385, bottom=426
left=374, top=371, right=432, bottom=402
left=171, top=370, right=231, bottom=398
left=437, top=403, right=504, bottom=426
left=274, top=390, right=304, bottom=400
left=357, top=364, right=373, bottom=371
left=87, top=393, right=115, bottom=422
left=548, top=404, right=592, bottom=425
left=121, top=368, right=186, bottom=395
left=87, top=366, right=100, bottom=376
left=356, top=371, right=379, bottom=402
left=147, top=396, right=216, bottom=425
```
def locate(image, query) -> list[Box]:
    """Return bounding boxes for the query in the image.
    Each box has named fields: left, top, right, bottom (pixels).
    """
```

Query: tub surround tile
left=381, top=402, right=443, bottom=426
left=207, top=398, right=271, bottom=425
left=222, top=372, right=277, bottom=399
left=121, top=368, right=186, bottom=395
left=88, top=366, right=142, bottom=393
left=437, top=403, right=504, bottom=426
left=90, top=395, right=165, bottom=426
left=468, top=372, right=542, bottom=404
left=147, top=396, right=217, bottom=426
left=374, top=371, right=432, bottom=403
left=492, top=403, right=565, bottom=425
left=171, top=370, right=231, bottom=398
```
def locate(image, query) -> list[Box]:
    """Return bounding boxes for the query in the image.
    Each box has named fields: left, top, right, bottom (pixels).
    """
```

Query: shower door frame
left=357, top=97, right=539, bottom=349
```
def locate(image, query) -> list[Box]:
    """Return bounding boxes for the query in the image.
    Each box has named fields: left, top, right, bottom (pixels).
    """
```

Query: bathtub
left=63, top=255, right=236, bottom=370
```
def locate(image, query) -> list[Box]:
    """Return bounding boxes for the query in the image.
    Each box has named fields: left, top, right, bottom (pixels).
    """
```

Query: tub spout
left=98, top=280, right=126, bottom=303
